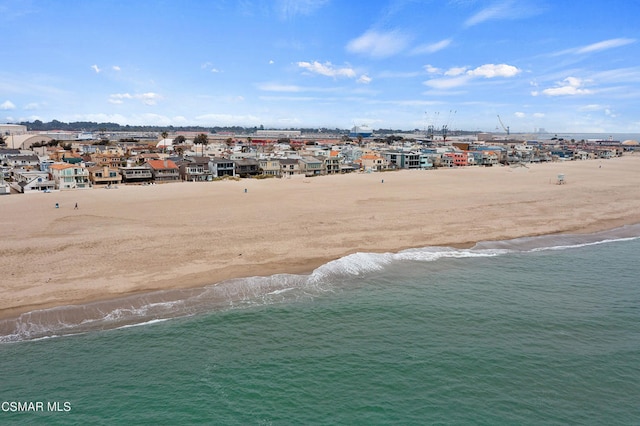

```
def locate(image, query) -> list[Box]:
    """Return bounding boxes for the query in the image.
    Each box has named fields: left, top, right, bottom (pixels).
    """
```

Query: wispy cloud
left=346, top=30, right=410, bottom=58
left=297, top=61, right=356, bottom=78
left=257, top=83, right=304, bottom=92
left=464, top=0, right=541, bottom=28
left=411, top=38, right=452, bottom=55
left=573, top=38, right=636, bottom=54
left=533, top=77, right=593, bottom=96
left=90, top=64, right=101, bottom=73
left=277, top=0, right=329, bottom=19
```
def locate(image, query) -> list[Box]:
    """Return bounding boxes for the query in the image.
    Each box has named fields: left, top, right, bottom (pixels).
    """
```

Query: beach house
left=146, top=159, right=180, bottom=182
left=88, top=165, right=123, bottom=187
left=49, top=163, right=91, bottom=190
left=10, top=169, right=56, bottom=193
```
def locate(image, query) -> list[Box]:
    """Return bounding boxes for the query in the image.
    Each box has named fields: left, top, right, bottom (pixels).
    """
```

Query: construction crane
left=441, top=110, right=456, bottom=142
left=497, top=115, right=510, bottom=135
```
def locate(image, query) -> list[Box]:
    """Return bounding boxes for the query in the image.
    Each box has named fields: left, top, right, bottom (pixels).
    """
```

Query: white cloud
left=1, top=100, right=16, bottom=110
left=445, top=67, right=467, bottom=76
left=24, top=102, right=42, bottom=110
left=540, top=77, right=593, bottom=96
left=257, top=83, right=303, bottom=92
left=346, top=30, right=410, bottom=58
left=357, top=75, right=372, bottom=84
left=112, top=65, right=121, bottom=71
left=424, top=65, right=441, bottom=74
left=467, top=63, right=520, bottom=78
left=423, top=75, right=471, bottom=89
left=515, top=112, right=526, bottom=118
left=575, top=38, right=635, bottom=54
left=108, top=92, right=162, bottom=105
left=411, top=38, right=452, bottom=55
left=91, top=64, right=101, bottom=73
left=533, top=113, right=545, bottom=118
left=423, top=63, right=520, bottom=90
left=297, top=61, right=356, bottom=78
left=138, top=92, right=161, bottom=105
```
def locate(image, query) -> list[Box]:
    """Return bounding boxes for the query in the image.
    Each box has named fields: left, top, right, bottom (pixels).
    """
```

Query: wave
left=2, top=225, right=639, bottom=343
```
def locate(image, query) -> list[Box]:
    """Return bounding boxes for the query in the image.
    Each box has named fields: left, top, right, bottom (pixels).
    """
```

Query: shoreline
left=2, top=155, right=640, bottom=323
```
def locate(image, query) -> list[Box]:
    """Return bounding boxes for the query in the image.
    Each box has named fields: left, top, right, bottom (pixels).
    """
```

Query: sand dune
left=2, top=155, right=640, bottom=319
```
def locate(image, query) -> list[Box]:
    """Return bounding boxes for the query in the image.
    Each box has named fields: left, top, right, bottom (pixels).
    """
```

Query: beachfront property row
left=0, top=135, right=629, bottom=193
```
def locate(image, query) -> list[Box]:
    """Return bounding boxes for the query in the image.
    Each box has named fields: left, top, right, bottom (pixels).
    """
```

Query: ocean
left=1, top=226, right=639, bottom=425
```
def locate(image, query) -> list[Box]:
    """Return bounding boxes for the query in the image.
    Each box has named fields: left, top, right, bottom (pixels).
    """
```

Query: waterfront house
left=258, top=158, right=282, bottom=177
left=443, top=151, right=468, bottom=167
left=279, top=158, right=301, bottom=176
left=323, top=152, right=342, bottom=174
left=49, top=163, right=91, bottom=190
left=88, top=165, right=123, bottom=186
left=178, top=156, right=213, bottom=181
left=299, top=156, right=324, bottom=176
left=234, top=158, right=260, bottom=177
left=381, top=150, right=421, bottom=169
left=209, top=158, right=236, bottom=178
left=119, top=166, right=153, bottom=183
left=146, top=159, right=180, bottom=182
left=10, top=169, right=56, bottom=193
left=356, top=153, right=387, bottom=172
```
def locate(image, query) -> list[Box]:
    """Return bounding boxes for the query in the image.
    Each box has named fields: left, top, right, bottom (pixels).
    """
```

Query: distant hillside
left=18, top=120, right=350, bottom=135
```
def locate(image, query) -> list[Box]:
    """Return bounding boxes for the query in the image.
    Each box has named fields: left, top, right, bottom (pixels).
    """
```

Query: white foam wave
left=308, top=247, right=510, bottom=284
left=529, top=236, right=639, bottom=253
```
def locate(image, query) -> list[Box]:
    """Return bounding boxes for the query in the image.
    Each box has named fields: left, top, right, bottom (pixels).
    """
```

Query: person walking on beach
left=74, top=202, right=78, bottom=210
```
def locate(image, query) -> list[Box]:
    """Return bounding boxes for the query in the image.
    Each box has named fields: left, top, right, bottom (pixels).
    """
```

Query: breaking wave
left=2, top=224, right=639, bottom=343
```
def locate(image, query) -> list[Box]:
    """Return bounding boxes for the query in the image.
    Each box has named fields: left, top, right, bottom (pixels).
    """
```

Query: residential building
left=120, top=166, right=153, bottom=183
left=49, top=163, right=91, bottom=190
left=356, top=153, right=387, bottom=171
left=279, top=159, right=301, bottom=176
left=146, top=159, right=180, bottom=182
left=10, top=169, right=56, bottom=193
left=234, top=158, right=260, bottom=177
left=324, top=152, right=341, bottom=174
left=5, top=154, right=40, bottom=170
left=259, top=158, right=282, bottom=177
left=88, top=165, right=123, bottom=186
left=178, top=157, right=212, bottom=181
left=381, top=151, right=421, bottom=169
left=299, top=156, right=324, bottom=176
left=209, top=158, right=236, bottom=178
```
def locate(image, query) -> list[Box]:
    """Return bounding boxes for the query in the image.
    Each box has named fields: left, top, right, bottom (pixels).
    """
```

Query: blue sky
left=1, top=0, right=639, bottom=133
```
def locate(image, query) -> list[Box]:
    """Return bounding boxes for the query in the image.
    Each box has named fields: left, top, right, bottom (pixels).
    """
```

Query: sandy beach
left=1, top=154, right=640, bottom=320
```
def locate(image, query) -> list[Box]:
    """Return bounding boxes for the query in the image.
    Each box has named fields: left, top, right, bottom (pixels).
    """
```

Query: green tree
left=193, top=133, right=209, bottom=156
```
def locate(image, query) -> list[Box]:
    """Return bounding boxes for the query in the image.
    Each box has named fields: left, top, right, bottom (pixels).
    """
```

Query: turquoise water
left=1, top=228, right=639, bottom=425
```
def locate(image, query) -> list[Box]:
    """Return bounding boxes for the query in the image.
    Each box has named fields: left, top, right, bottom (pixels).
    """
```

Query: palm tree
left=193, top=133, right=209, bottom=157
